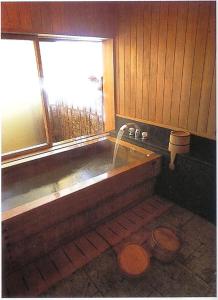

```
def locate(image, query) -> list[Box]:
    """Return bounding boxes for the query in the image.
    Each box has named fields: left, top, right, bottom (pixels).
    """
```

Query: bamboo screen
left=40, top=40, right=104, bottom=143
left=49, top=102, right=104, bottom=142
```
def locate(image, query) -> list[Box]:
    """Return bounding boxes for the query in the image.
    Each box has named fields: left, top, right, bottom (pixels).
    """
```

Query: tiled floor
left=4, top=196, right=216, bottom=298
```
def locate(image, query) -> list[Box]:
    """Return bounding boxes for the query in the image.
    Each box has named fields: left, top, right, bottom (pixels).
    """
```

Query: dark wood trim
left=102, top=38, right=115, bottom=131
left=2, top=32, right=104, bottom=42
left=33, top=38, right=53, bottom=146
left=2, top=133, right=109, bottom=167
left=2, top=144, right=49, bottom=162
left=1, top=32, right=37, bottom=40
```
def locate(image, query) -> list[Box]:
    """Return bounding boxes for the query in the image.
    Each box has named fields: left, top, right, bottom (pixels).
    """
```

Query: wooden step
left=3, top=195, right=173, bottom=297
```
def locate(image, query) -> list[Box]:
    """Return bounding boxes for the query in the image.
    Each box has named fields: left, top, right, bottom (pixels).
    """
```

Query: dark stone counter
left=112, top=117, right=216, bottom=224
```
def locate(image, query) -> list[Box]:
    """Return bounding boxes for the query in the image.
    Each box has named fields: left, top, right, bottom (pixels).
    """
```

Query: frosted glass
left=40, top=40, right=103, bottom=114
left=1, top=39, right=47, bottom=153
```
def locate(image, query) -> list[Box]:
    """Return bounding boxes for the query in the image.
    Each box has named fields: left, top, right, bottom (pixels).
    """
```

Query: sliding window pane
left=40, top=40, right=104, bottom=142
left=1, top=39, right=47, bottom=154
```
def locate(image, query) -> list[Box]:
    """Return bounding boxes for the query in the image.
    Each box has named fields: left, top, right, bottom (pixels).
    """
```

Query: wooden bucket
left=118, top=243, right=151, bottom=277
left=168, top=130, right=190, bottom=154
left=149, top=226, right=181, bottom=263
left=168, top=130, right=190, bottom=170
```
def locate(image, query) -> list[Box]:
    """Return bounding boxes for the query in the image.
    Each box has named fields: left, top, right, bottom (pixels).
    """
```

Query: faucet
left=120, top=122, right=140, bottom=132
left=119, top=122, right=141, bottom=139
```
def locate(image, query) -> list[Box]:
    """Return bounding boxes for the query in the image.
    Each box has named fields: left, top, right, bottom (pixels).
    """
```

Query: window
left=1, top=39, right=47, bottom=154
left=1, top=34, right=114, bottom=160
left=40, top=40, right=104, bottom=142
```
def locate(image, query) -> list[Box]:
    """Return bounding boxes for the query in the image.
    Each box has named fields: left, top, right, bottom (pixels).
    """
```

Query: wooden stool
left=118, top=243, right=150, bottom=277
left=149, top=226, right=181, bottom=263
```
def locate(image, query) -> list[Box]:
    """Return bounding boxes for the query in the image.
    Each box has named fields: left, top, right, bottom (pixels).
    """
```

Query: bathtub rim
left=2, top=133, right=110, bottom=169
left=2, top=136, right=160, bottom=222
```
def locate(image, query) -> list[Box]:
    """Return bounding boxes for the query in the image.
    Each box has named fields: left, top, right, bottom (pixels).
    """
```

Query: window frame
left=2, top=33, right=52, bottom=161
left=1, top=33, right=114, bottom=162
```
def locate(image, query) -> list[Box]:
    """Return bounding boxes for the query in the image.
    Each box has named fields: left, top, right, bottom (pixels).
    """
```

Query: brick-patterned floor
left=3, top=195, right=216, bottom=297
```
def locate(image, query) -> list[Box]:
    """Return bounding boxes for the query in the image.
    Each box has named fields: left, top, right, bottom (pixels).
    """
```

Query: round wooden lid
left=171, top=130, right=190, bottom=137
left=118, top=244, right=150, bottom=277
left=153, top=227, right=181, bottom=252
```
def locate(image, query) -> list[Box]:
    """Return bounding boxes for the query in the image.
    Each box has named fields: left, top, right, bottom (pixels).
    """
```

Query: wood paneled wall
left=1, top=2, right=116, bottom=37
left=2, top=2, right=216, bottom=139
left=115, top=2, right=216, bottom=139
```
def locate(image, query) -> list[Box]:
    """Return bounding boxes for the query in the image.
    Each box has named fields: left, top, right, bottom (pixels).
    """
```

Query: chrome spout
left=119, top=123, right=140, bottom=132
left=120, top=124, right=128, bottom=131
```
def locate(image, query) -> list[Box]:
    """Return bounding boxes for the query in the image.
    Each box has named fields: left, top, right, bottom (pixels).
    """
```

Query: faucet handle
left=142, top=132, right=148, bottom=139
left=135, top=128, right=141, bottom=138
left=129, top=128, right=135, bottom=136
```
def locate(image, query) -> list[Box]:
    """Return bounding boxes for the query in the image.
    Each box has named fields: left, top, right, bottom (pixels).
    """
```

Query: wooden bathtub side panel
left=3, top=157, right=161, bottom=243
left=3, top=178, right=156, bottom=272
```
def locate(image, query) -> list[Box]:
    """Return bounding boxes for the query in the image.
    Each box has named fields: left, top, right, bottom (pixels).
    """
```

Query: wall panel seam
left=169, top=5, right=179, bottom=125
left=154, top=5, right=161, bottom=123
left=196, top=2, right=212, bottom=133
left=161, top=4, right=170, bottom=123
left=185, top=4, right=200, bottom=129
left=177, top=3, right=189, bottom=129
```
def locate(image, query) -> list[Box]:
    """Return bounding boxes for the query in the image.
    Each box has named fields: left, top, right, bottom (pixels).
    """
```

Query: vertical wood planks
left=124, top=5, right=132, bottom=116
left=178, top=2, right=199, bottom=129
left=155, top=2, right=168, bottom=124
left=2, top=2, right=21, bottom=31
left=162, top=3, right=178, bottom=125
left=135, top=3, right=144, bottom=119
left=117, top=7, right=125, bottom=116
left=187, top=2, right=211, bottom=132
left=17, top=3, right=32, bottom=32
left=29, top=2, right=43, bottom=34
left=39, top=3, right=53, bottom=34
left=48, top=2, right=64, bottom=34
left=130, top=7, right=138, bottom=118
left=207, top=68, right=216, bottom=138
left=115, top=1, right=215, bottom=140
left=142, top=3, right=152, bottom=120
left=197, top=3, right=216, bottom=134
left=170, top=2, right=188, bottom=126
left=1, top=4, right=11, bottom=30
left=2, top=2, right=115, bottom=37
left=115, top=33, right=120, bottom=115
left=149, top=2, right=160, bottom=121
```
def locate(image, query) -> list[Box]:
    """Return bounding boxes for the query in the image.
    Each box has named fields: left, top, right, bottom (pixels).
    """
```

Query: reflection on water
left=2, top=142, right=145, bottom=212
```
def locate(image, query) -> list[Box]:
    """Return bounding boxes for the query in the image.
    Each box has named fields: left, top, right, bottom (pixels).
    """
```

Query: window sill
left=2, top=133, right=109, bottom=169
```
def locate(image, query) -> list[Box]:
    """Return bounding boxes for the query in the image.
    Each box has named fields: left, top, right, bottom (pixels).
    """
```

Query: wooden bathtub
left=2, top=136, right=161, bottom=273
